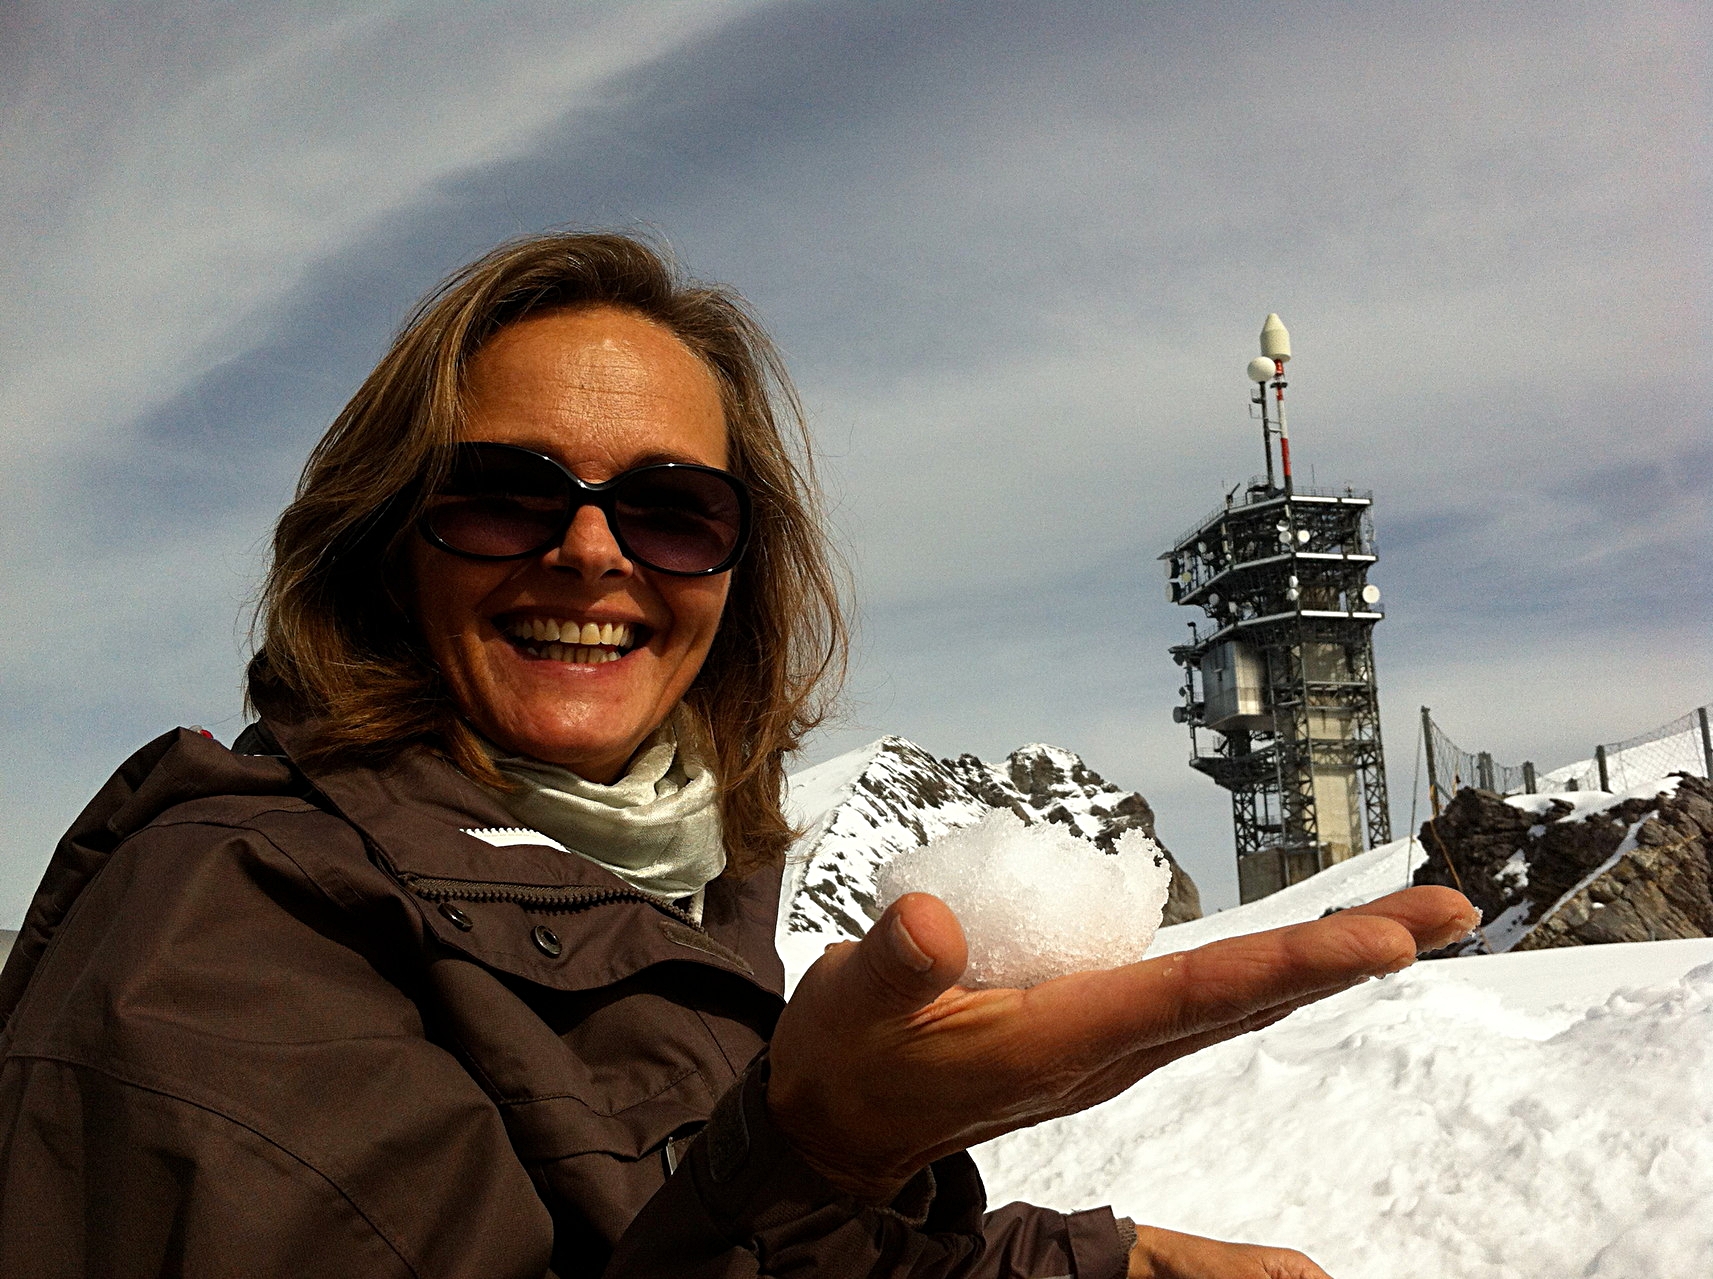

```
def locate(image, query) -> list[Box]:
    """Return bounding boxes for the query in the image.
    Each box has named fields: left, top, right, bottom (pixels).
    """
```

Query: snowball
left=874, top=810, right=1172, bottom=988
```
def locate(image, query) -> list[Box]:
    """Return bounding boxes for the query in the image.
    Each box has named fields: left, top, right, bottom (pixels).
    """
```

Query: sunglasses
left=418, top=442, right=752, bottom=576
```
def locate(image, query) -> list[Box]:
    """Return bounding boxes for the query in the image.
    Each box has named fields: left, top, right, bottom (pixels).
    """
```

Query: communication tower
left=1163, top=316, right=1392, bottom=902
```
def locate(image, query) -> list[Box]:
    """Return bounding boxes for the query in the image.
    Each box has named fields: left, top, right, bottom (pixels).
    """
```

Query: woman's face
left=407, top=305, right=733, bottom=782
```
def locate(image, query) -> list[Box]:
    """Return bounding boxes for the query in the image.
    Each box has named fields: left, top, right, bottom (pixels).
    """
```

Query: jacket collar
left=261, top=712, right=786, bottom=999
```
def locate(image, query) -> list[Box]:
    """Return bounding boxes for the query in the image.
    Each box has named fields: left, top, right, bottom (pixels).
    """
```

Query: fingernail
left=889, top=912, right=934, bottom=973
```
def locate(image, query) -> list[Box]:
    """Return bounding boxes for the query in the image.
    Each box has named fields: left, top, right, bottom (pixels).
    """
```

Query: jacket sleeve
left=606, top=1053, right=1132, bottom=1279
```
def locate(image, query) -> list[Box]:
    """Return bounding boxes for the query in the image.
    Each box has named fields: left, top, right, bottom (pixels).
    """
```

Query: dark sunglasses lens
left=612, top=469, right=746, bottom=573
left=423, top=447, right=569, bottom=558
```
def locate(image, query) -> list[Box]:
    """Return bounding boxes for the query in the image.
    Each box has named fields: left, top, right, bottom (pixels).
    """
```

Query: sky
left=2, top=0, right=1708, bottom=922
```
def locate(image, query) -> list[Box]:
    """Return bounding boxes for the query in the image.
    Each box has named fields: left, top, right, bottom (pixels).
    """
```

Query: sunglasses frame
left=417, top=442, right=753, bottom=577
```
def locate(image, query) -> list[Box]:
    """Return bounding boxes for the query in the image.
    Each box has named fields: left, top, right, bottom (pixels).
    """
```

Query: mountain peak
left=781, top=737, right=1202, bottom=950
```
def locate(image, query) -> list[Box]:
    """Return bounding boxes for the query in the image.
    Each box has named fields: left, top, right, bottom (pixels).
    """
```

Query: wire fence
left=1422, top=702, right=1713, bottom=808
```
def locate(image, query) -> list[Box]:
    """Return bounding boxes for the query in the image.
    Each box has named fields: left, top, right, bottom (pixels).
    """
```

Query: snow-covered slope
left=779, top=765, right=1713, bottom=1274
left=972, top=939, right=1713, bottom=1277
left=1146, top=833, right=1427, bottom=955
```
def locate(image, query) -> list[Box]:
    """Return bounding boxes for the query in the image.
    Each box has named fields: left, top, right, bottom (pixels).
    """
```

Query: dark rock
left=1412, top=773, right=1713, bottom=955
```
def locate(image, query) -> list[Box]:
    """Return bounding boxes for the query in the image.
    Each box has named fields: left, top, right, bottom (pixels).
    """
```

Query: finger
left=1341, top=885, right=1479, bottom=952
left=802, top=893, right=970, bottom=1022
left=1056, top=976, right=1365, bottom=1118
left=1023, top=907, right=1423, bottom=1065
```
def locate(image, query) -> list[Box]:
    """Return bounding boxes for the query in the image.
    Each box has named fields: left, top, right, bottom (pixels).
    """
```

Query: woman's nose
left=546, top=503, right=633, bottom=578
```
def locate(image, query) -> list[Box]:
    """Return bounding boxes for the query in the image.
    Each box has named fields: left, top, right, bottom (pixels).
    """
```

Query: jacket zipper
left=397, top=873, right=700, bottom=928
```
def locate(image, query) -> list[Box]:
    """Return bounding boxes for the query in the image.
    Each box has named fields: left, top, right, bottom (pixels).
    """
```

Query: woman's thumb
left=848, top=893, right=969, bottom=1016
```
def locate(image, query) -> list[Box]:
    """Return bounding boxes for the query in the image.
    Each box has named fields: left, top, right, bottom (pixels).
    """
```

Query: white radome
left=1247, top=355, right=1276, bottom=382
left=1260, top=312, right=1292, bottom=361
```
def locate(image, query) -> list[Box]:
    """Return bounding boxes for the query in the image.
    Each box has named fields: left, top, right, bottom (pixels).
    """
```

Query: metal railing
left=1169, top=478, right=1374, bottom=552
left=1421, top=703, right=1713, bottom=808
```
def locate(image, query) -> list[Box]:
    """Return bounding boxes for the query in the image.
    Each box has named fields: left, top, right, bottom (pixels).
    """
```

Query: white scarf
left=484, top=707, right=726, bottom=902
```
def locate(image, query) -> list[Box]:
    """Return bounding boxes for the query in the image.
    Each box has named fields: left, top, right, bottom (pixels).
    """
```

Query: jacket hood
left=0, top=728, right=299, bottom=1025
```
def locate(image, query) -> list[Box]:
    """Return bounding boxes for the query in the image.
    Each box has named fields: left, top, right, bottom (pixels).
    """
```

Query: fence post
left=1476, top=751, right=1494, bottom=791
left=1421, top=707, right=1441, bottom=815
left=1700, top=707, right=1712, bottom=780
left=1523, top=761, right=1536, bottom=794
left=1596, top=744, right=1610, bottom=792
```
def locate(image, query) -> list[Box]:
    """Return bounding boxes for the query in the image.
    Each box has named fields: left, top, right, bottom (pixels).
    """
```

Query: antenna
left=1247, top=355, right=1275, bottom=488
left=1259, top=314, right=1292, bottom=495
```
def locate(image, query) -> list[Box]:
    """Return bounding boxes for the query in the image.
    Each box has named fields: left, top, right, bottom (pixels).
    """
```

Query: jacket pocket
left=497, top=1064, right=719, bottom=1163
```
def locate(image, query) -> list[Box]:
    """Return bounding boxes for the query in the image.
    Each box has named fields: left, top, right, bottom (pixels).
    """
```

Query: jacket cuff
left=693, top=1049, right=975, bottom=1236
left=1066, top=1206, right=1133, bottom=1279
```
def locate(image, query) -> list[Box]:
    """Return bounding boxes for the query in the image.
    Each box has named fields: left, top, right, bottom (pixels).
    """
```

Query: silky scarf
left=484, top=706, right=725, bottom=902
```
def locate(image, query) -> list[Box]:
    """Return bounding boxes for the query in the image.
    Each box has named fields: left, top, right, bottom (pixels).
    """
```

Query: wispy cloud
left=2, top=0, right=1706, bottom=919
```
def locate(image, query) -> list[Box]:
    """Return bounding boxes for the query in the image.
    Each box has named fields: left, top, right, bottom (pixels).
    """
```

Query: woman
left=0, top=232, right=1474, bottom=1278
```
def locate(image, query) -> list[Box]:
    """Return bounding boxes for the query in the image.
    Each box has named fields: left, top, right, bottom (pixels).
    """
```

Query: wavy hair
left=248, top=231, right=847, bottom=874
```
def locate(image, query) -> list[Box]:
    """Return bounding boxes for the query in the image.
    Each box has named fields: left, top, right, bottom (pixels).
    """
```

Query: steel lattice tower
left=1163, top=316, right=1391, bottom=903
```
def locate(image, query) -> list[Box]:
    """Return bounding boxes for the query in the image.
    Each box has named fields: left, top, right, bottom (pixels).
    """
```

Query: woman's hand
left=1127, top=1225, right=1332, bottom=1278
left=768, top=885, right=1476, bottom=1203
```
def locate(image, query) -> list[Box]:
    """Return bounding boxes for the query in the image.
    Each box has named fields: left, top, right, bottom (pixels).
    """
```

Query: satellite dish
left=1361, top=584, right=1381, bottom=604
left=1260, top=314, right=1291, bottom=362
left=1297, top=529, right=1312, bottom=544
left=1247, top=356, right=1275, bottom=383
left=1208, top=593, right=1221, bottom=606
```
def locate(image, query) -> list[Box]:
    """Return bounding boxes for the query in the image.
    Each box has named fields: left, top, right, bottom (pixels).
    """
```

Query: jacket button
left=531, top=924, right=563, bottom=957
left=438, top=903, right=473, bottom=931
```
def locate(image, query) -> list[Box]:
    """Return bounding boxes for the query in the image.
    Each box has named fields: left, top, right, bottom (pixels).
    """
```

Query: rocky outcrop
left=1411, top=773, right=1713, bottom=955
left=783, top=738, right=1201, bottom=943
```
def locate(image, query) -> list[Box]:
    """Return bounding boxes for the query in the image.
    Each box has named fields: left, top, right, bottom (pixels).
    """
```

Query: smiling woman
left=248, top=233, right=841, bottom=876
left=0, top=231, right=1472, bottom=1278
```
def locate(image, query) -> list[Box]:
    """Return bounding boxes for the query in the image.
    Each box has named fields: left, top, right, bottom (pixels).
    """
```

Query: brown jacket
left=0, top=719, right=1129, bottom=1278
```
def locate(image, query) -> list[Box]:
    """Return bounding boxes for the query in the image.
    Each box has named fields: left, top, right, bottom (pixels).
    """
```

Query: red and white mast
left=1248, top=313, right=1293, bottom=494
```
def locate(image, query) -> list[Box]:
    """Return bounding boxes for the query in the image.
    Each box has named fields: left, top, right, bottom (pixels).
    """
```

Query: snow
left=1539, top=724, right=1707, bottom=793
left=778, top=735, right=1180, bottom=987
left=1505, top=773, right=1682, bottom=823
left=874, top=811, right=1170, bottom=989
left=778, top=757, right=1713, bottom=1272
left=779, top=749, right=1713, bottom=1271
left=1145, top=834, right=1429, bottom=956
left=778, top=738, right=995, bottom=960
left=971, top=942, right=1713, bottom=1277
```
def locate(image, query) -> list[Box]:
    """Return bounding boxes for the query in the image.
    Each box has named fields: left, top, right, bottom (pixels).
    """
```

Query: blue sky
left=3, top=0, right=1708, bottom=920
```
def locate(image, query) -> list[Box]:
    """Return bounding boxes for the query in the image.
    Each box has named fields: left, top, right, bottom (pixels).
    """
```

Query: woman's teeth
left=505, top=618, right=635, bottom=665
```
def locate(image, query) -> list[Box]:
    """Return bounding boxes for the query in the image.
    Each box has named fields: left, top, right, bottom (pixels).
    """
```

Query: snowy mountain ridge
left=780, top=737, right=1201, bottom=965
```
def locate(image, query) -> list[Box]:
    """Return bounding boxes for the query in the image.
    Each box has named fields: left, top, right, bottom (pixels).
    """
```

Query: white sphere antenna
left=1247, top=356, right=1276, bottom=383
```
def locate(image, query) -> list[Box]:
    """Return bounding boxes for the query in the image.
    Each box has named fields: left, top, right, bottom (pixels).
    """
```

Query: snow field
left=970, top=941, right=1713, bottom=1277
left=781, top=753, right=1713, bottom=1272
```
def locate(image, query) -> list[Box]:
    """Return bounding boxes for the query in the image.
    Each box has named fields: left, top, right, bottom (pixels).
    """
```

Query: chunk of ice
left=874, top=810, right=1172, bottom=988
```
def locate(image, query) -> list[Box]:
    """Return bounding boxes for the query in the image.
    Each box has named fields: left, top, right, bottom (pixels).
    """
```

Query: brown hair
left=248, top=231, right=847, bottom=874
